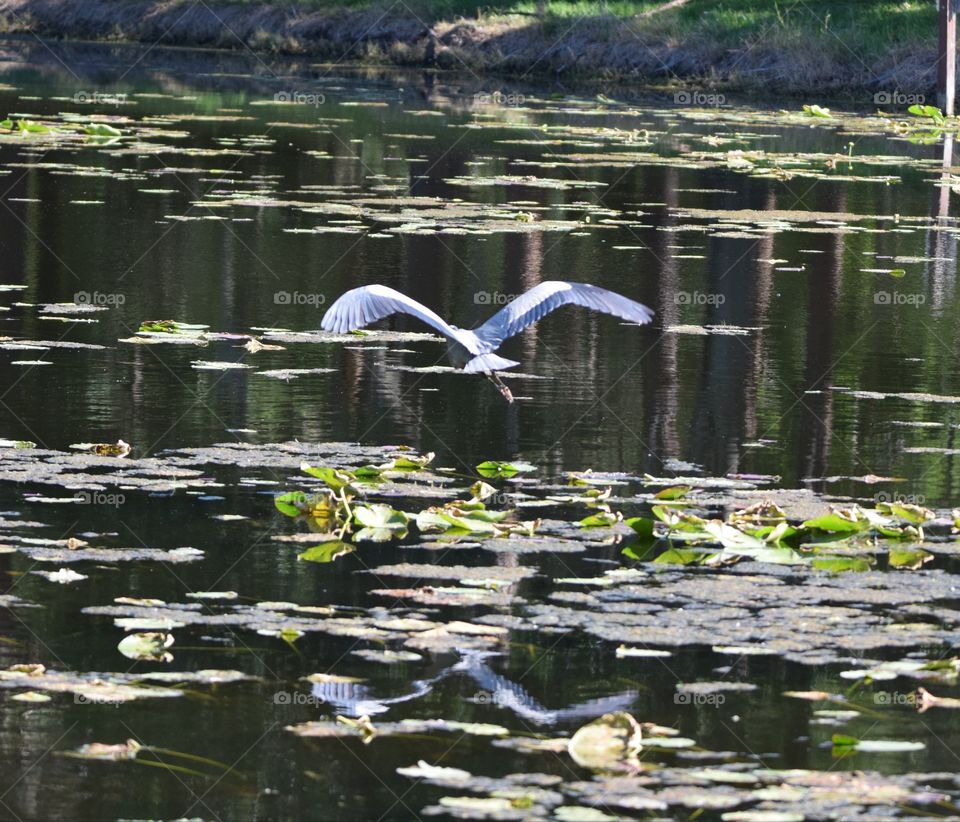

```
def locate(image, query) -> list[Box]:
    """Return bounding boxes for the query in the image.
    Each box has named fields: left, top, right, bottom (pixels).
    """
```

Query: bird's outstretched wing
left=473, top=281, right=653, bottom=348
left=321, top=285, right=480, bottom=352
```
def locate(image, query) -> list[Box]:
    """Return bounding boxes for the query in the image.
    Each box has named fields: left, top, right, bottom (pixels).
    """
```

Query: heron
left=320, top=281, right=654, bottom=402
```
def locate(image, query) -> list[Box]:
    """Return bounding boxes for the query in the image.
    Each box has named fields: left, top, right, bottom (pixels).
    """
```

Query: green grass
left=216, top=0, right=933, bottom=31
left=49, top=0, right=932, bottom=91
left=213, top=0, right=937, bottom=58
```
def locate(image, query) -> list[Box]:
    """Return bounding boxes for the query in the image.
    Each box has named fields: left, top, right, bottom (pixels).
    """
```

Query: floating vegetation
left=69, top=440, right=131, bottom=458
left=0, top=663, right=250, bottom=703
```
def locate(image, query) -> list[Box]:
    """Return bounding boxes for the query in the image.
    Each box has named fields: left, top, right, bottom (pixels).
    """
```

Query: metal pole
left=938, top=0, right=956, bottom=115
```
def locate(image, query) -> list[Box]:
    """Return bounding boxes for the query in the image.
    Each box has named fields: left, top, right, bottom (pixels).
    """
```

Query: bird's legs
left=486, top=370, right=514, bottom=403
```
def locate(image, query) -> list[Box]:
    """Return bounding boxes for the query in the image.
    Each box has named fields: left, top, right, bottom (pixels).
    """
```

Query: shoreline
left=0, top=0, right=942, bottom=98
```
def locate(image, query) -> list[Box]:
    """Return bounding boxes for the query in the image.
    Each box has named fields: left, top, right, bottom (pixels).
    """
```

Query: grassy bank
left=0, top=0, right=940, bottom=95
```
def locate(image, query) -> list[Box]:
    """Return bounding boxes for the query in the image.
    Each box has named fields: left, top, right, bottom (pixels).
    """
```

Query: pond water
left=0, top=37, right=959, bottom=821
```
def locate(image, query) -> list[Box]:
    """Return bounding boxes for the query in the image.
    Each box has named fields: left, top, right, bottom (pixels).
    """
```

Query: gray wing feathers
left=473, top=281, right=653, bottom=347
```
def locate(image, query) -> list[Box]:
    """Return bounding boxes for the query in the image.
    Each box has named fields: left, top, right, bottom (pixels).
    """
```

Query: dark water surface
left=0, top=37, right=957, bottom=821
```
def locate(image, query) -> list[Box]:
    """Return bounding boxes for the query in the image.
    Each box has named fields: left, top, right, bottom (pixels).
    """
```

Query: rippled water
left=0, top=37, right=958, bottom=822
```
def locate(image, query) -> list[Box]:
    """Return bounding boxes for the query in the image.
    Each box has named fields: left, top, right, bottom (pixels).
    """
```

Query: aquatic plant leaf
left=137, top=320, right=208, bottom=335
left=831, top=734, right=924, bottom=753
left=470, top=481, right=498, bottom=501
left=704, top=521, right=766, bottom=550
left=654, top=485, right=692, bottom=500
left=396, top=760, right=471, bottom=781
left=729, top=501, right=788, bottom=524
left=348, top=465, right=389, bottom=482
left=298, top=542, right=355, bottom=563
left=392, top=452, right=435, bottom=469
left=888, top=548, right=933, bottom=569
left=555, top=808, right=621, bottom=822
left=274, top=491, right=337, bottom=519
left=83, top=123, right=122, bottom=137
left=69, top=440, right=131, bottom=458
left=287, top=717, right=509, bottom=741
left=455, top=506, right=511, bottom=523
left=16, top=119, right=51, bottom=133
left=621, top=544, right=657, bottom=562
left=651, top=506, right=708, bottom=532
left=0, top=439, right=35, bottom=449
left=35, top=568, right=87, bottom=584
left=802, top=104, right=832, bottom=118
left=11, top=690, right=51, bottom=703
left=801, top=510, right=867, bottom=533
left=63, top=740, right=142, bottom=761
left=437, top=796, right=515, bottom=813
left=811, top=556, right=872, bottom=573
left=353, top=649, right=421, bottom=665
left=616, top=646, right=671, bottom=658
left=117, top=632, right=174, bottom=662
left=415, top=508, right=499, bottom=534
left=908, top=104, right=945, bottom=125
left=624, top=517, right=655, bottom=540
left=758, top=522, right=798, bottom=545
left=300, top=463, right=354, bottom=490
left=353, top=504, right=409, bottom=530
left=476, top=460, right=535, bottom=478
left=568, top=712, right=642, bottom=770
left=275, top=491, right=310, bottom=517
left=190, top=360, right=253, bottom=371
left=356, top=527, right=408, bottom=543
left=654, top=548, right=714, bottom=565
left=305, top=673, right=365, bottom=685
left=877, top=502, right=934, bottom=524
left=578, top=512, right=620, bottom=527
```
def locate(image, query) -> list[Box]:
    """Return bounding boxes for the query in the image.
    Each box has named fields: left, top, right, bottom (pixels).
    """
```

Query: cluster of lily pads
left=274, top=455, right=540, bottom=555
left=620, top=491, right=939, bottom=571
left=0, top=116, right=122, bottom=140
left=271, top=446, right=953, bottom=575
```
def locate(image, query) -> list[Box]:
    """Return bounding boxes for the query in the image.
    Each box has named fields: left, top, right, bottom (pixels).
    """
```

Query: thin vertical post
left=939, top=0, right=956, bottom=115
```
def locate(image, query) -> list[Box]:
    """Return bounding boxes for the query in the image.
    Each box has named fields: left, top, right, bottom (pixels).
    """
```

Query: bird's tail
left=463, top=353, right=520, bottom=373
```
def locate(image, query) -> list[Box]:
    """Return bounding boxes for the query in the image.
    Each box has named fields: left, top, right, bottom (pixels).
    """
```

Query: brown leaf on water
left=916, top=687, right=960, bottom=713
left=783, top=690, right=838, bottom=701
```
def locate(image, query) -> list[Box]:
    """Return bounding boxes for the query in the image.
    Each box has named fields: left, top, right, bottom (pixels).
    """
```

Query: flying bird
left=320, top=280, right=654, bottom=402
